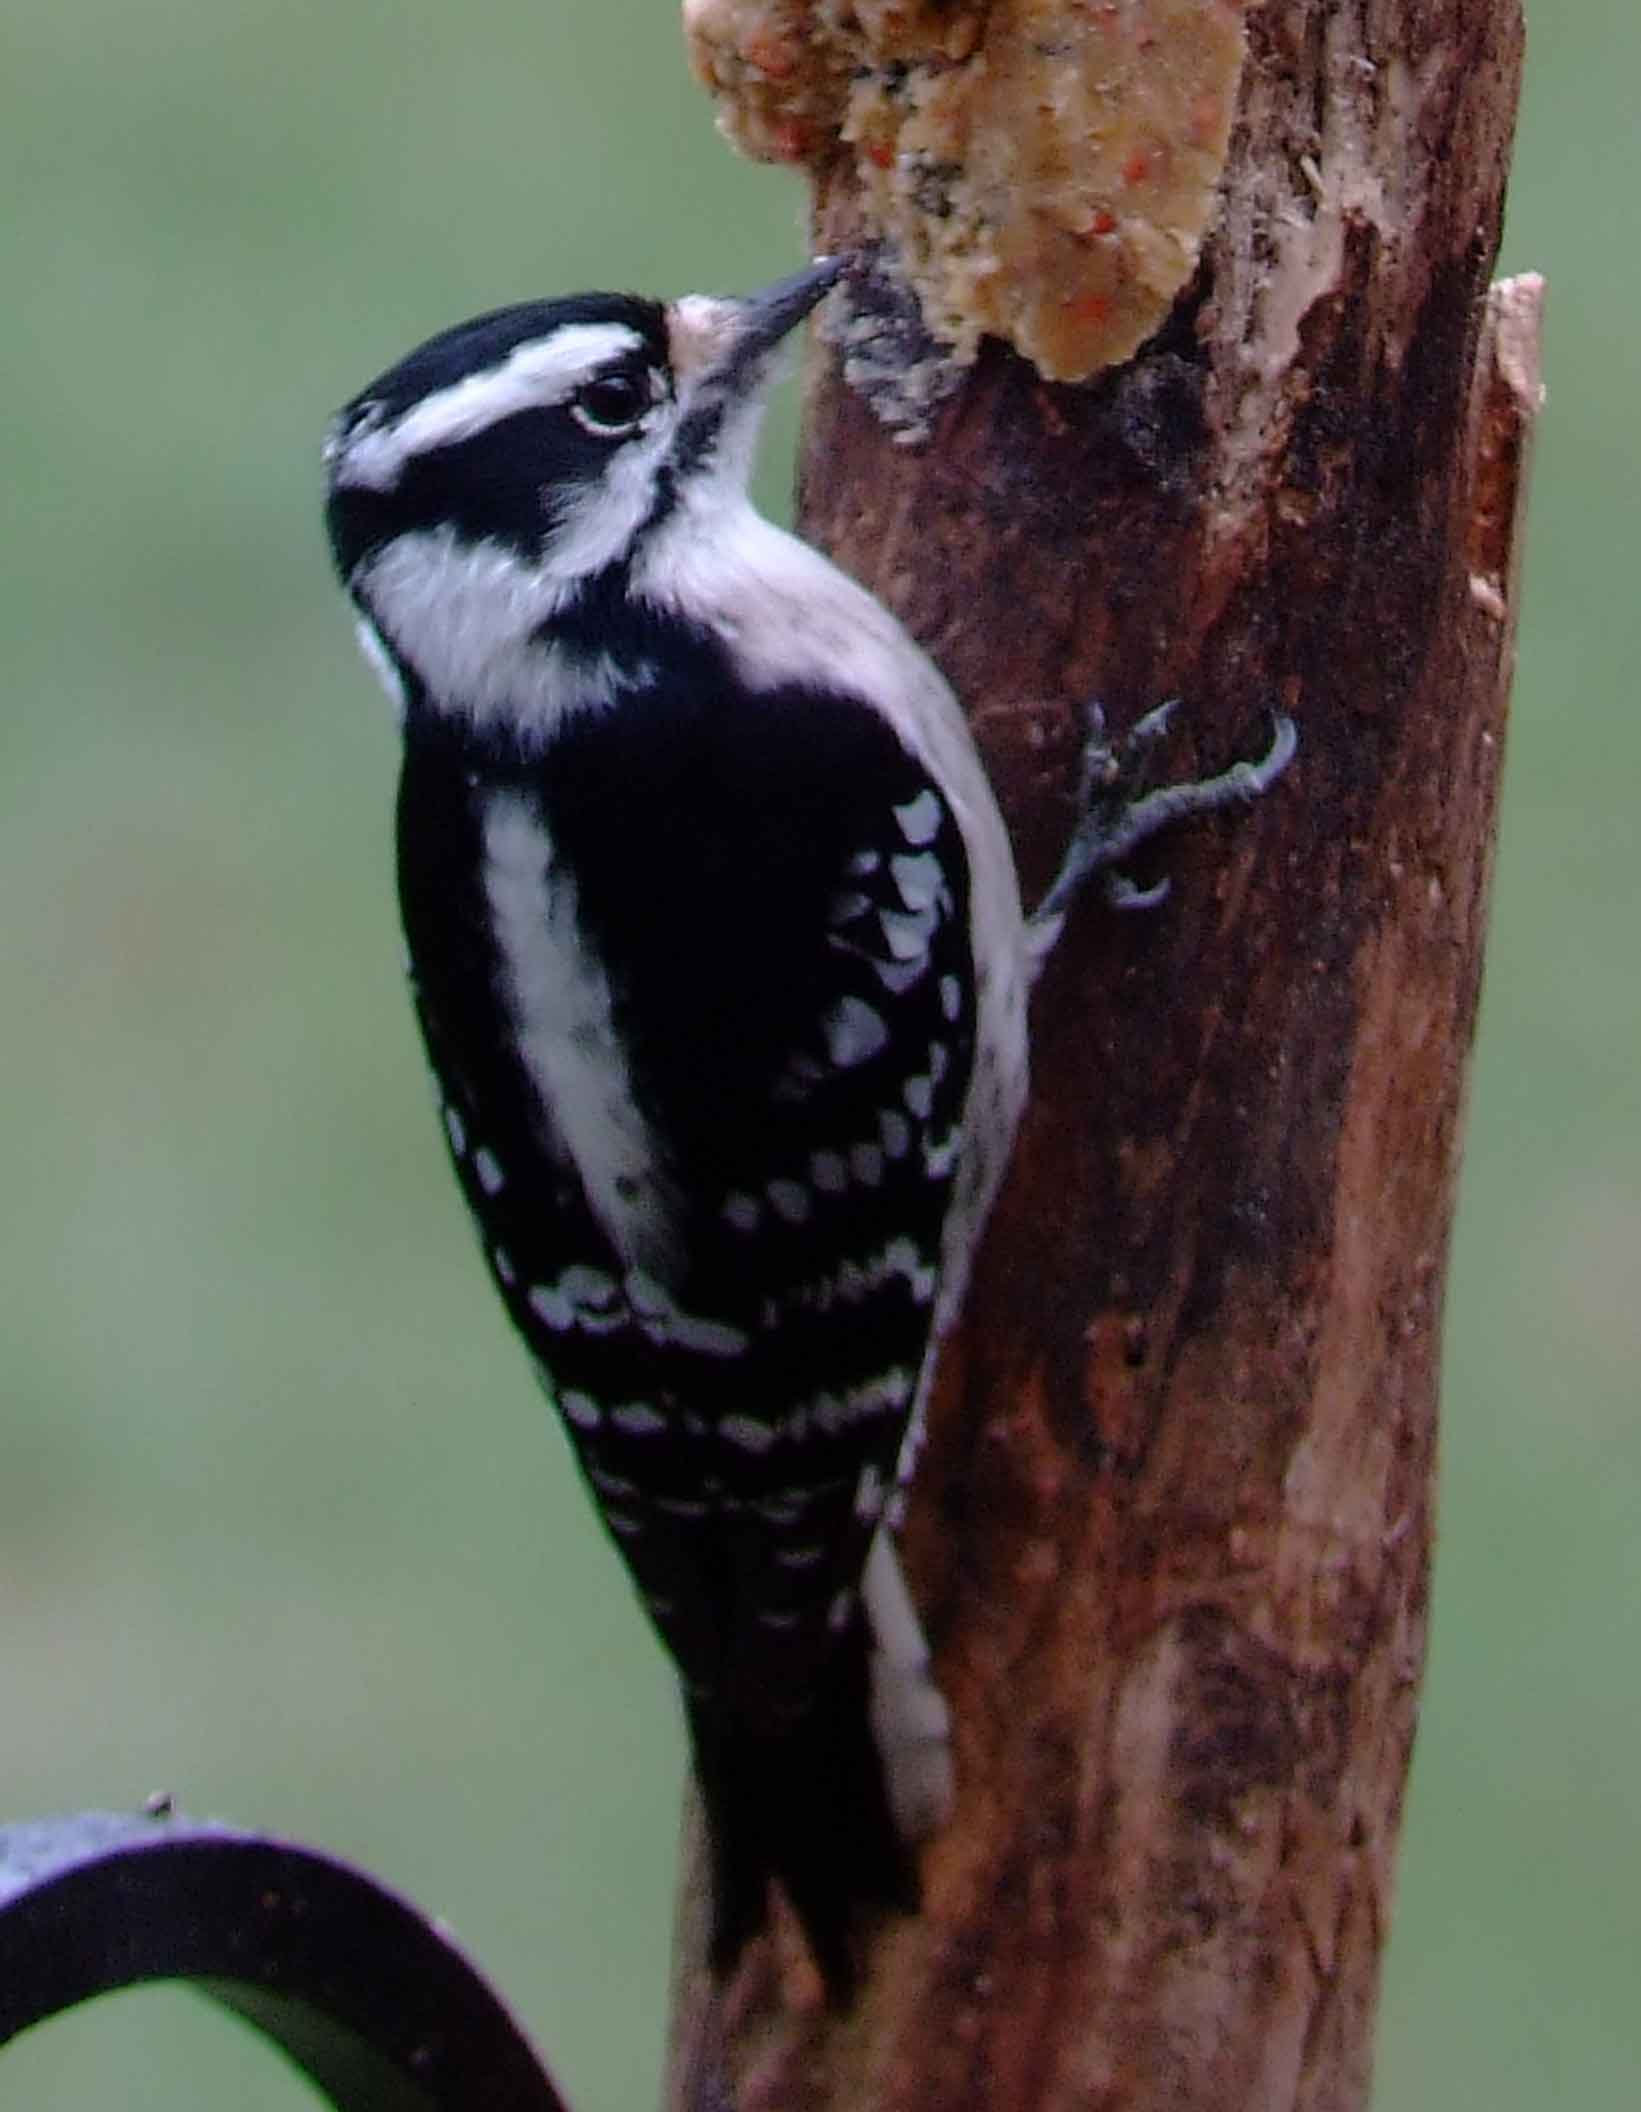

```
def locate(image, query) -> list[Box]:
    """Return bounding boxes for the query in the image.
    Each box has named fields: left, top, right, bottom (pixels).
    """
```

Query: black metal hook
left=0, top=1805, right=568, bottom=2111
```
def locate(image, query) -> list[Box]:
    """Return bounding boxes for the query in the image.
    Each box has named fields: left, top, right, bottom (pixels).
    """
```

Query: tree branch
left=668, top=4, right=1537, bottom=2104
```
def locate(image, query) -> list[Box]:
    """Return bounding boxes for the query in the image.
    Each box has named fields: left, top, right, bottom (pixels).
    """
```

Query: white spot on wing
left=894, top=790, right=943, bottom=846
left=560, top=1390, right=602, bottom=1430
left=560, top=1263, right=619, bottom=1308
left=576, top=1304, right=628, bottom=1336
left=528, top=1282, right=574, bottom=1331
left=626, top=1269, right=749, bottom=1357
left=874, top=957, right=925, bottom=996
left=612, top=1403, right=667, bottom=1436
left=880, top=904, right=939, bottom=961
left=925, top=1126, right=961, bottom=1179
left=474, top=1146, right=505, bottom=1195
left=669, top=1312, right=750, bottom=1357
left=825, top=996, right=889, bottom=1068
left=443, top=1104, right=467, bottom=1156
left=720, top=1414, right=777, bottom=1456
left=809, top=1370, right=915, bottom=1435
left=881, top=1235, right=939, bottom=1304
left=891, top=851, right=944, bottom=910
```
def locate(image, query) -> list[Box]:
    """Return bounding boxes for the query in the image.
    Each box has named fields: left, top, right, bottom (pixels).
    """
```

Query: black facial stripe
left=666, top=392, right=730, bottom=487
left=543, top=562, right=713, bottom=661
left=332, top=384, right=662, bottom=577
left=326, top=295, right=675, bottom=576
left=325, top=406, right=559, bottom=570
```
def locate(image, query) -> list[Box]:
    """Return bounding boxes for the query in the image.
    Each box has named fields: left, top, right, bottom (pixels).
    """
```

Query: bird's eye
left=571, top=370, right=651, bottom=437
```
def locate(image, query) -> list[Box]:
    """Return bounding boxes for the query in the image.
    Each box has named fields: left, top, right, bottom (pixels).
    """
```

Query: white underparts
left=481, top=792, right=677, bottom=1274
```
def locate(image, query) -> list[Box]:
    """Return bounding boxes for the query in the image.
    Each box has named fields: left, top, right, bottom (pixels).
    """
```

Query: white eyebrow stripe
left=336, top=322, right=646, bottom=490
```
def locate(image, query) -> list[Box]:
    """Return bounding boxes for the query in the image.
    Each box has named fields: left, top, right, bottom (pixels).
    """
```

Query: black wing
left=395, top=670, right=976, bottom=1717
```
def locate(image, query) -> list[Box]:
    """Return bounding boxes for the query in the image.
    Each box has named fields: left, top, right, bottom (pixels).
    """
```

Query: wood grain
left=668, top=5, right=1537, bottom=2104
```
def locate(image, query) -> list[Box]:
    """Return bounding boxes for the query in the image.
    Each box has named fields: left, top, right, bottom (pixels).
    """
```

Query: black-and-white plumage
left=322, top=258, right=1293, bottom=1992
left=324, top=260, right=1023, bottom=1990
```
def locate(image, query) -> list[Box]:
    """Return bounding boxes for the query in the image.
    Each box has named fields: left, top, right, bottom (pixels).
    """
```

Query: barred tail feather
left=863, top=1533, right=954, bottom=1843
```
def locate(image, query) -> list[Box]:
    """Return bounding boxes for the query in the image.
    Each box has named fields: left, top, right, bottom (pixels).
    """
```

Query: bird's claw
left=1030, top=702, right=1297, bottom=948
left=1105, top=871, right=1172, bottom=913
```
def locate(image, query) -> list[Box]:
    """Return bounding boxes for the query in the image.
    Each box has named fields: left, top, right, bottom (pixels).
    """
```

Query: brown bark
left=667, top=3, right=1537, bottom=2106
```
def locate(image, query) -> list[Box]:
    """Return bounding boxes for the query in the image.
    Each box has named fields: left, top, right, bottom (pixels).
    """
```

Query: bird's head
left=323, top=258, right=846, bottom=596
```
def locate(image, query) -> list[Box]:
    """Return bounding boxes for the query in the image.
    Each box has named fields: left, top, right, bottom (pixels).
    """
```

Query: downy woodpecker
left=322, top=257, right=1293, bottom=1993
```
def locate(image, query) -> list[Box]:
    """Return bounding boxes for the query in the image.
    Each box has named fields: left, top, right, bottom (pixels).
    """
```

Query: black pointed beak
left=667, top=256, right=850, bottom=473
left=693, top=256, right=849, bottom=406
left=730, top=256, right=850, bottom=369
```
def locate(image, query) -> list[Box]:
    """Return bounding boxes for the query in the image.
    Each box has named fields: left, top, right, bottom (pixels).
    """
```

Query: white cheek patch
left=361, top=530, right=566, bottom=724
left=357, top=529, right=653, bottom=739
left=336, top=322, right=646, bottom=491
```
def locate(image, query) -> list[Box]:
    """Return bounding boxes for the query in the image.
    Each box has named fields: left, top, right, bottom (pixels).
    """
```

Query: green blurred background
left=1, top=3, right=1633, bottom=2106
